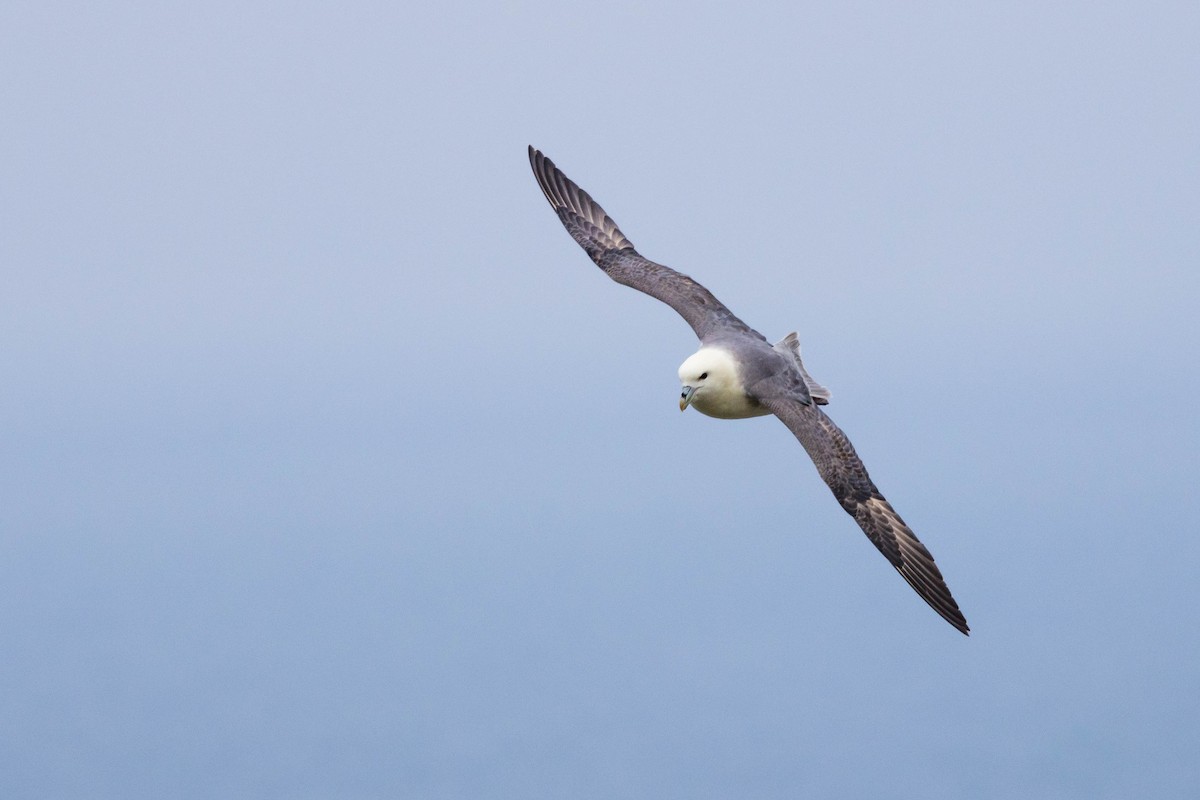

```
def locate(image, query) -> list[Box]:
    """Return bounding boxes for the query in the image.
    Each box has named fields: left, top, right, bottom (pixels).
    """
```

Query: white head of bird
left=677, top=347, right=770, bottom=420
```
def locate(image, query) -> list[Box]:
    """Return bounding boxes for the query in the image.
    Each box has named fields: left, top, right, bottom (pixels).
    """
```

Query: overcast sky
left=2, top=2, right=1198, bottom=798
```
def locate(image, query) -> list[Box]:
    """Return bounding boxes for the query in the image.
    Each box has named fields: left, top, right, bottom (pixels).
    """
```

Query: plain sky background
left=3, top=2, right=1198, bottom=798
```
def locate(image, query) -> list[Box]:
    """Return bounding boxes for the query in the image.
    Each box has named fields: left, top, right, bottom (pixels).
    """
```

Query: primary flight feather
left=529, top=146, right=969, bottom=635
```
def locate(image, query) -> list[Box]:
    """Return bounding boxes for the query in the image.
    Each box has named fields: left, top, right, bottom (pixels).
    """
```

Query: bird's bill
left=679, top=385, right=696, bottom=411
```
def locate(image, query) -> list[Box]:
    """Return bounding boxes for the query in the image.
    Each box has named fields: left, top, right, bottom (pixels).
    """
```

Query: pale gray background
left=3, top=2, right=1198, bottom=798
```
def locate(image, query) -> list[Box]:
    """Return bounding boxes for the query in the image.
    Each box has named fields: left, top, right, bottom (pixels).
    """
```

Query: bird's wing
left=757, top=394, right=969, bottom=635
left=529, top=146, right=760, bottom=342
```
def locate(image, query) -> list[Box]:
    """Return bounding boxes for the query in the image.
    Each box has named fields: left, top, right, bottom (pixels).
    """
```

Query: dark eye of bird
left=699, top=372, right=708, bottom=380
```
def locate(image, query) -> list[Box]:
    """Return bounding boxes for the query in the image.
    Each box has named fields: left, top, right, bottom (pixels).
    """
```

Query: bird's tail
left=774, top=332, right=831, bottom=405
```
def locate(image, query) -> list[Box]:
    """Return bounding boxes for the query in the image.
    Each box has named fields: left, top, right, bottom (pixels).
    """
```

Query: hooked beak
left=679, top=385, right=696, bottom=411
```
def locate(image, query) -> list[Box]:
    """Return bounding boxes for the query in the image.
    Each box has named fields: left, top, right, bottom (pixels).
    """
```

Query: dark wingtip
left=940, top=599, right=970, bottom=635
left=527, top=146, right=562, bottom=211
left=947, top=610, right=971, bottom=636
left=526, top=147, right=634, bottom=254
left=922, top=577, right=970, bottom=636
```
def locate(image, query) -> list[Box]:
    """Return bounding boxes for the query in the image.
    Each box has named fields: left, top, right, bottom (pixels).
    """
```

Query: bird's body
left=529, top=146, right=969, bottom=635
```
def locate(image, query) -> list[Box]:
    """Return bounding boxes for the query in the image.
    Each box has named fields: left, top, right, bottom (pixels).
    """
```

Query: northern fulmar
left=529, top=146, right=969, bottom=635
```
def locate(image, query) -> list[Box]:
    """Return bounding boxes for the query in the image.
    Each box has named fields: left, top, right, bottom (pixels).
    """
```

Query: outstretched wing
left=529, top=146, right=760, bottom=342
left=759, top=395, right=970, bottom=635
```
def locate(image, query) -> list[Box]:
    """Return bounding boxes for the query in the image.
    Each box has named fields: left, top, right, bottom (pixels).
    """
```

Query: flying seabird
left=528, top=146, right=969, bottom=635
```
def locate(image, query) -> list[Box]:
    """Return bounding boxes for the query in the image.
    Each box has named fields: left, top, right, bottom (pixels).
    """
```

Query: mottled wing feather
left=529, top=146, right=760, bottom=341
left=760, top=395, right=970, bottom=635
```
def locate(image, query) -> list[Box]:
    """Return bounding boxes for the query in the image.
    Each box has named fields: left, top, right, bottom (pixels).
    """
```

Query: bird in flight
left=528, top=146, right=969, bottom=635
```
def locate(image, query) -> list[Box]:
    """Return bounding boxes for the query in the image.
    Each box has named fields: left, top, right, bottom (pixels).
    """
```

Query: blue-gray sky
left=3, top=2, right=1198, bottom=797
